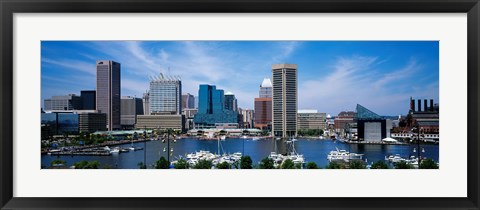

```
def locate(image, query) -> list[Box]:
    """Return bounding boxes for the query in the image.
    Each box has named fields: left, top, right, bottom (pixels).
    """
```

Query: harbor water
left=41, top=138, right=439, bottom=169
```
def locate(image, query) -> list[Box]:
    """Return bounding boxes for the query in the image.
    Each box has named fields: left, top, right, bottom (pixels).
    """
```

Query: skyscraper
left=149, top=73, right=182, bottom=115
left=224, top=91, right=238, bottom=111
left=96, top=60, right=121, bottom=130
left=182, top=93, right=195, bottom=110
left=254, top=78, right=272, bottom=130
left=259, top=78, right=273, bottom=98
left=272, top=64, right=298, bottom=138
left=194, top=84, right=238, bottom=128
left=80, top=90, right=96, bottom=110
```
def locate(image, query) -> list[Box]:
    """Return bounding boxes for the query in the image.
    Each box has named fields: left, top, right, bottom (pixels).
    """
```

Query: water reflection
left=42, top=137, right=439, bottom=169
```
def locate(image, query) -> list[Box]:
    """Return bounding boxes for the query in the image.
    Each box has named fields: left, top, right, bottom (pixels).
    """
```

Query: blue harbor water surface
left=41, top=138, right=439, bottom=169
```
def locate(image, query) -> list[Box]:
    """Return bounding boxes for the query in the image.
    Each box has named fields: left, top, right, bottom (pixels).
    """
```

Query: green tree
left=173, top=159, right=189, bottom=169
left=370, top=160, right=389, bottom=169
left=259, top=157, right=275, bottom=169
left=73, top=160, right=100, bottom=169
left=50, top=159, right=66, bottom=167
left=138, top=162, right=147, bottom=169
left=216, top=161, right=230, bottom=169
left=155, top=157, right=170, bottom=169
left=84, top=161, right=100, bottom=169
left=326, top=161, right=345, bottom=169
left=306, top=162, right=318, bottom=169
left=419, top=158, right=438, bottom=169
left=395, top=160, right=414, bottom=169
left=281, top=159, right=295, bottom=169
left=349, top=160, right=366, bottom=169
left=73, top=160, right=88, bottom=169
left=194, top=159, right=213, bottom=169
left=240, top=156, right=253, bottom=169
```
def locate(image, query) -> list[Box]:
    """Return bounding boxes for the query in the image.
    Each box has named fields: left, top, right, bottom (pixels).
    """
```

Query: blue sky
left=41, top=41, right=439, bottom=116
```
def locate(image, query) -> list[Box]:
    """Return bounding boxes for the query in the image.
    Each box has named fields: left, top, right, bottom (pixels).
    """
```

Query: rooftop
left=261, top=78, right=272, bottom=88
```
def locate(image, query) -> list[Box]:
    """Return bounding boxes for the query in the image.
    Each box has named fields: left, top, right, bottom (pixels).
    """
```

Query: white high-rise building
left=149, top=73, right=182, bottom=115
left=259, top=78, right=273, bottom=98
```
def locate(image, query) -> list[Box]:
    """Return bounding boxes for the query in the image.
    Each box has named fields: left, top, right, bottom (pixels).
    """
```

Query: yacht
left=327, top=148, right=364, bottom=162
left=109, top=147, right=120, bottom=154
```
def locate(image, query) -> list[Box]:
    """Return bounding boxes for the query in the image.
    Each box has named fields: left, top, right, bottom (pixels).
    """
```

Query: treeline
left=48, top=157, right=438, bottom=169
left=297, top=129, right=324, bottom=137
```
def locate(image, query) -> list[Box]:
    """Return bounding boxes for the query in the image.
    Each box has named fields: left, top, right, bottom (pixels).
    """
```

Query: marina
left=42, top=137, right=439, bottom=169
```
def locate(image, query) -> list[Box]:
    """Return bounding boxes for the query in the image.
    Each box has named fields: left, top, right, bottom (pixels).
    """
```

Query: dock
left=341, top=140, right=407, bottom=145
left=48, top=151, right=111, bottom=156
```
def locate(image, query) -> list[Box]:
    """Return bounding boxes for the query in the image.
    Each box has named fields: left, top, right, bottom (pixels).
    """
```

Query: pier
left=48, top=151, right=111, bottom=156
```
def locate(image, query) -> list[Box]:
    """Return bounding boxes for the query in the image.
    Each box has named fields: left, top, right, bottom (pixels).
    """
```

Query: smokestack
left=424, top=99, right=428, bottom=113
left=430, top=99, right=434, bottom=111
left=418, top=99, right=421, bottom=112
left=410, top=98, right=415, bottom=111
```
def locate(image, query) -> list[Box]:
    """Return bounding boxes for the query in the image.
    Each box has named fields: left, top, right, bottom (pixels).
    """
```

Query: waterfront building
left=297, top=109, right=327, bottom=130
left=41, top=112, right=79, bottom=137
left=259, top=77, right=273, bottom=98
left=44, top=94, right=82, bottom=111
left=193, top=84, right=239, bottom=128
left=334, top=111, right=356, bottom=135
left=215, top=123, right=240, bottom=129
left=182, top=108, right=198, bottom=130
left=79, top=113, right=107, bottom=133
left=356, top=104, right=392, bottom=142
left=254, top=98, right=272, bottom=130
left=136, top=115, right=185, bottom=131
left=96, top=60, right=121, bottom=130
left=272, top=64, right=298, bottom=138
left=149, top=73, right=182, bottom=115
left=187, top=128, right=262, bottom=137
left=224, top=92, right=238, bottom=111
left=142, top=91, right=150, bottom=115
left=254, top=78, right=273, bottom=130
left=182, top=93, right=195, bottom=110
left=409, top=97, right=439, bottom=134
left=120, top=96, right=144, bottom=130
left=239, top=108, right=254, bottom=128
left=80, top=90, right=96, bottom=110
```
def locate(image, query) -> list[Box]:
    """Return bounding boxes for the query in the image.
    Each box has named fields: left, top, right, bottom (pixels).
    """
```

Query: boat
left=327, top=147, right=364, bottom=162
left=242, top=135, right=248, bottom=139
left=251, top=137, right=259, bottom=141
left=109, top=147, right=120, bottom=154
left=119, top=148, right=130, bottom=153
left=385, top=154, right=419, bottom=166
left=385, top=154, right=404, bottom=163
left=220, top=135, right=226, bottom=141
left=47, top=149, right=61, bottom=155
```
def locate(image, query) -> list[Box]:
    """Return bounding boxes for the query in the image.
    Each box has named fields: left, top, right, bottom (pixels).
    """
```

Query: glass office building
left=80, top=90, right=96, bottom=110
left=41, top=113, right=79, bottom=136
left=194, top=84, right=239, bottom=128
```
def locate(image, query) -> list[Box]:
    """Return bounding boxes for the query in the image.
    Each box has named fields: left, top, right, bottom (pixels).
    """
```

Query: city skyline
left=41, top=41, right=439, bottom=116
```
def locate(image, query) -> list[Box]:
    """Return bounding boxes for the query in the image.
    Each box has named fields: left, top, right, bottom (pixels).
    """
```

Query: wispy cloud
left=299, top=56, right=423, bottom=115
left=42, top=58, right=96, bottom=75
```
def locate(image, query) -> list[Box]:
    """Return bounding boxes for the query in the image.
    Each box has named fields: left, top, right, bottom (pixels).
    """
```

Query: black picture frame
left=1, top=0, right=479, bottom=209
